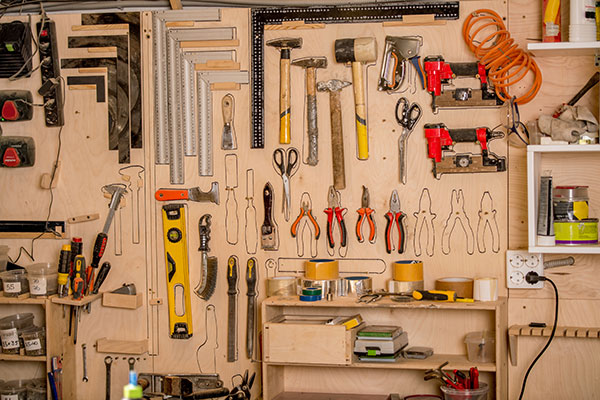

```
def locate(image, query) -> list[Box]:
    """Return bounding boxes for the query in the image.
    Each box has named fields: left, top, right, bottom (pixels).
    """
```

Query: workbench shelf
left=527, top=41, right=600, bottom=56
left=262, top=297, right=507, bottom=400
left=0, top=295, right=65, bottom=400
left=527, top=145, right=600, bottom=254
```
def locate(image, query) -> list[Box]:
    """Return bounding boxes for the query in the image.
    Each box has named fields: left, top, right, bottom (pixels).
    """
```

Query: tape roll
left=305, top=259, right=339, bottom=280
left=435, top=277, right=474, bottom=299
left=388, top=280, right=424, bottom=293
left=344, top=276, right=373, bottom=297
left=473, top=277, right=498, bottom=301
left=266, top=276, right=298, bottom=297
left=392, top=260, right=423, bottom=282
left=302, top=287, right=323, bottom=296
left=299, top=294, right=322, bottom=302
left=301, top=278, right=346, bottom=298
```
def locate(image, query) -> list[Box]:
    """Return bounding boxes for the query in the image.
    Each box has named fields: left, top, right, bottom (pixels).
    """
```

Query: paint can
left=553, top=186, right=589, bottom=221
left=554, top=218, right=598, bottom=245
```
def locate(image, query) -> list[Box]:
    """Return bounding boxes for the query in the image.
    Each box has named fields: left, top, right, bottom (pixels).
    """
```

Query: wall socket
left=506, top=250, right=544, bottom=289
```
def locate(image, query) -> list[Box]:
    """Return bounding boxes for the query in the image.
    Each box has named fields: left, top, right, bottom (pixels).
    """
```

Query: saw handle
left=155, top=189, right=188, bottom=201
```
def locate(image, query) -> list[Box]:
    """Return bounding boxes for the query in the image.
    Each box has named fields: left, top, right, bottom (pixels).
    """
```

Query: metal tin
left=553, top=185, right=589, bottom=221
left=301, top=278, right=346, bottom=298
left=343, top=276, right=373, bottom=297
left=554, top=218, right=598, bottom=245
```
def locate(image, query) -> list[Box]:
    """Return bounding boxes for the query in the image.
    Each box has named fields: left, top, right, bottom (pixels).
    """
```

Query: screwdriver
left=91, top=261, right=111, bottom=294
left=86, top=232, right=108, bottom=295
left=412, top=290, right=456, bottom=302
left=72, top=255, right=86, bottom=301
left=57, top=245, right=71, bottom=298
left=69, top=237, right=83, bottom=293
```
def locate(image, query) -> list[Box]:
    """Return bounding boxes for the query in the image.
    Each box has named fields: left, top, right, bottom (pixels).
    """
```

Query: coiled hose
left=463, top=9, right=542, bottom=105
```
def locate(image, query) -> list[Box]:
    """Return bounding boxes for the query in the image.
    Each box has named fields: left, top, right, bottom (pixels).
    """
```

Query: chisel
left=245, top=257, right=257, bottom=359
left=227, top=255, right=239, bottom=362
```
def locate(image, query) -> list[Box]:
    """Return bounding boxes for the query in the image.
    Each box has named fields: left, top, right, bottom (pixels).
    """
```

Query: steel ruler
left=152, top=9, right=221, bottom=167
left=250, top=2, right=460, bottom=149
left=196, top=70, right=249, bottom=177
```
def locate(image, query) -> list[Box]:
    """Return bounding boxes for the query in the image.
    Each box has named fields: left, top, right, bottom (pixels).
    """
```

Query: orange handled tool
left=384, top=190, right=406, bottom=254
left=356, top=186, right=376, bottom=244
left=291, top=202, right=320, bottom=239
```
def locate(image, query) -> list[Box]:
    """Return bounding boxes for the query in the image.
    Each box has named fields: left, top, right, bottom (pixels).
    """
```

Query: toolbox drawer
left=263, top=316, right=355, bottom=365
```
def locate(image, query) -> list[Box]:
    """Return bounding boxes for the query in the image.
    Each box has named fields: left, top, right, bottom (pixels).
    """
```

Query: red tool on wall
left=385, top=190, right=406, bottom=254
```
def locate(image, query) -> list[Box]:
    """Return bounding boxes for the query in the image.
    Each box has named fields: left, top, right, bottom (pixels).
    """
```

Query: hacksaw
left=152, top=9, right=221, bottom=167
left=196, top=70, right=249, bottom=177
left=250, top=2, right=459, bottom=149
left=161, top=204, right=193, bottom=339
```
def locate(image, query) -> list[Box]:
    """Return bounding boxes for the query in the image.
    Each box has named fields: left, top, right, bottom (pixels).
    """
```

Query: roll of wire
left=462, top=9, right=542, bottom=105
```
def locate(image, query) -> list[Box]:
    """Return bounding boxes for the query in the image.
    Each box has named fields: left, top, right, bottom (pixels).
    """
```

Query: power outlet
left=506, top=250, right=544, bottom=289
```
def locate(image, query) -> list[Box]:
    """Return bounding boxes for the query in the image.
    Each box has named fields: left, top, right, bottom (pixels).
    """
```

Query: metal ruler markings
left=250, top=2, right=460, bottom=149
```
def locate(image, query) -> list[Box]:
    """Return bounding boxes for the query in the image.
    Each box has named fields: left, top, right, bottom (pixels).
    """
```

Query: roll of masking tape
left=344, top=276, right=373, bottom=297
left=266, top=276, right=298, bottom=297
left=435, top=277, right=474, bottom=299
left=473, top=277, right=498, bottom=301
left=305, top=259, right=339, bottom=280
left=392, top=260, right=423, bottom=282
left=301, top=278, right=346, bottom=298
left=388, top=279, right=424, bottom=293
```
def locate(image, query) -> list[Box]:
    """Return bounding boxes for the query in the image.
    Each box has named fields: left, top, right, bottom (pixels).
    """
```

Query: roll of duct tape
left=435, top=277, right=474, bottom=299
left=302, top=287, right=322, bottom=296
left=343, top=276, right=373, bottom=297
left=473, top=277, right=498, bottom=301
left=301, top=278, right=346, bottom=298
left=392, top=260, right=423, bottom=281
left=304, top=259, right=339, bottom=280
left=266, top=276, right=298, bottom=297
left=387, top=280, right=424, bottom=293
left=299, top=294, right=322, bottom=302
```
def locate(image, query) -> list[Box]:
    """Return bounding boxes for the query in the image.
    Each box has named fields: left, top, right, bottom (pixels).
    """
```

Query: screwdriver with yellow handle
left=72, top=255, right=86, bottom=301
left=57, top=245, right=71, bottom=298
left=412, top=290, right=473, bottom=303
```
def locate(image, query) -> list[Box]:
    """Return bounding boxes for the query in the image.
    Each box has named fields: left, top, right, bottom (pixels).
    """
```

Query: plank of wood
left=96, top=338, right=148, bottom=354
left=0, top=232, right=65, bottom=239
left=67, top=213, right=100, bottom=224
left=102, top=292, right=143, bottom=309
left=265, top=21, right=326, bottom=30
left=51, top=292, right=102, bottom=306
left=77, top=67, right=108, bottom=73
left=71, top=23, right=129, bottom=31
left=169, top=0, right=183, bottom=10
left=273, top=393, right=388, bottom=400
left=165, top=21, right=195, bottom=28
left=211, top=82, right=240, bottom=91
left=194, top=60, right=241, bottom=70
left=87, top=47, right=117, bottom=53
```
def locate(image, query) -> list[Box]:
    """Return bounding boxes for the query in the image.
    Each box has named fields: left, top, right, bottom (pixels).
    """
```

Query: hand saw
left=161, top=204, right=193, bottom=339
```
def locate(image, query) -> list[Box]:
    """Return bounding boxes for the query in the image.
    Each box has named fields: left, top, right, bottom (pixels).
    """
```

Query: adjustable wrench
left=104, top=356, right=113, bottom=400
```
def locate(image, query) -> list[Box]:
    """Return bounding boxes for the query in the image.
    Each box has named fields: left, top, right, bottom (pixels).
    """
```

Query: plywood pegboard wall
left=0, top=1, right=518, bottom=398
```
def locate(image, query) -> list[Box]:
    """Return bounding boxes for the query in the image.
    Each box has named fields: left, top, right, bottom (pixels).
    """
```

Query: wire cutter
left=385, top=189, right=406, bottom=254
left=324, top=185, right=347, bottom=252
left=356, top=185, right=376, bottom=244
left=272, top=147, right=299, bottom=222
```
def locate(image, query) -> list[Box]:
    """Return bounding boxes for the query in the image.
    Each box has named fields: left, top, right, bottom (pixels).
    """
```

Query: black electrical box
left=0, top=21, right=32, bottom=78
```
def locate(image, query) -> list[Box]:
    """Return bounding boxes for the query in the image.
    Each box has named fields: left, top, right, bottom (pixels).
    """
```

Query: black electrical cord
left=518, top=273, right=559, bottom=400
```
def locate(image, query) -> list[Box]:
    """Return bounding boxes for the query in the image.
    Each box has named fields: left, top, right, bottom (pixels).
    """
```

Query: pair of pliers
left=291, top=195, right=320, bottom=257
left=356, top=185, right=376, bottom=244
left=385, top=190, right=406, bottom=254
left=324, top=186, right=347, bottom=251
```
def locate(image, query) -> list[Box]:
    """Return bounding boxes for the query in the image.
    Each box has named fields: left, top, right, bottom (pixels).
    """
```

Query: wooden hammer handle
left=280, top=57, right=291, bottom=144
left=352, top=61, right=368, bottom=160
left=329, top=90, right=346, bottom=190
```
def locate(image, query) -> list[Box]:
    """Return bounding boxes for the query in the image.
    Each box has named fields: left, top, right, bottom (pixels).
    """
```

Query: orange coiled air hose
left=463, top=9, right=542, bottom=105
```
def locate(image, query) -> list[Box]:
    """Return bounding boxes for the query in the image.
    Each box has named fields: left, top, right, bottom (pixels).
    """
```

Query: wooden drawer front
left=264, top=323, right=351, bottom=365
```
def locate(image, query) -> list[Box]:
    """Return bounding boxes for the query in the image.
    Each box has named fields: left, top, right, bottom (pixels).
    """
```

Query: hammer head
left=317, top=79, right=351, bottom=93
left=334, top=37, right=377, bottom=64
left=291, top=56, right=327, bottom=70
left=266, top=37, right=303, bottom=50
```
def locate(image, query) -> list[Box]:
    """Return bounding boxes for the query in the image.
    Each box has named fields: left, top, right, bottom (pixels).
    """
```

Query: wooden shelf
left=263, top=296, right=506, bottom=311
left=0, top=293, right=51, bottom=304
left=51, top=292, right=102, bottom=306
left=273, top=393, right=388, bottom=400
left=527, top=41, right=600, bottom=56
left=0, top=353, right=47, bottom=362
left=266, top=353, right=496, bottom=373
left=508, top=325, right=600, bottom=366
left=528, top=245, right=600, bottom=254
left=527, top=144, right=600, bottom=153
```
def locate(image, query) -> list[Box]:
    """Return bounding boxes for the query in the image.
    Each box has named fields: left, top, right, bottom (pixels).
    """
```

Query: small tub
left=0, top=313, right=35, bottom=354
left=465, top=331, right=495, bottom=363
left=0, top=269, right=28, bottom=297
left=440, top=382, right=489, bottom=400
left=27, top=262, right=58, bottom=297
left=22, top=326, right=46, bottom=356
left=0, top=379, right=28, bottom=400
left=26, top=378, right=47, bottom=400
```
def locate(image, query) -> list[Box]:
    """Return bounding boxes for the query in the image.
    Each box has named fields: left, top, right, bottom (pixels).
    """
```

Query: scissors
left=395, top=97, right=422, bottom=184
left=272, top=147, right=299, bottom=221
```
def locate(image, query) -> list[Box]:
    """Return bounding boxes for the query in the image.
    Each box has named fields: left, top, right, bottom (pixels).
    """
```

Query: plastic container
left=440, top=382, right=489, bottom=400
left=0, top=379, right=28, bottom=400
left=27, top=262, right=58, bottom=297
left=0, top=269, right=29, bottom=297
left=26, top=378, right=47, bottom=400
left=0, top=245, right=8, bottom=272
left=0, top=313, right=35, bottom=354
left=465, top=331, right=495, bottom=363
left=21, top=326, right=46, bottom=356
